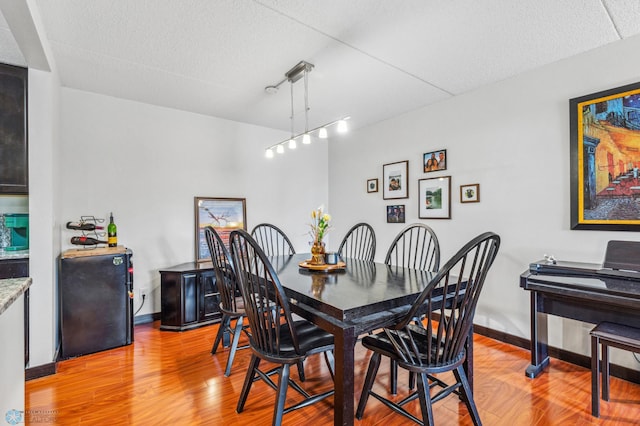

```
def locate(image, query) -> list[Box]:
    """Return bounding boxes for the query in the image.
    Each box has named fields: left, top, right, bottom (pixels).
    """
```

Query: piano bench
left=590, top=322, right=640, bottom=417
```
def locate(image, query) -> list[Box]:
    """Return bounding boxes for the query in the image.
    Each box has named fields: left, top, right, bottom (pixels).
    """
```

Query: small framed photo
left=383, top=160, right=409, bottom=199
left=367, top=178, right=379, bottom=193
left=386, top=205, right=406, bottom=223
left=418, top=176, right=451, bottom=219
left=194, top=197, right=246, bottom=262
left=460, top=183, right=480, bottom=203
left=423, top=149, right=447, bottom=173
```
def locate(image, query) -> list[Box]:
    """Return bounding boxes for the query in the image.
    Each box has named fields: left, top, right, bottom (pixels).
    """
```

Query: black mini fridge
left=59, top=247, right=133, bottom=359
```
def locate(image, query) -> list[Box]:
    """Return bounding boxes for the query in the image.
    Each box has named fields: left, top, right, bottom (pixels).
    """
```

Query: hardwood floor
left=26, top=321, right=640, bottom=425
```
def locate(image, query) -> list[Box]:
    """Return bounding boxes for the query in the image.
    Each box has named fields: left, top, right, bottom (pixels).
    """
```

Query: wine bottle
left=70, top=236, right=108, bottom=246
left=66, top=221, right=104, bottom=231
left=108, top=212, right=118, bottom=247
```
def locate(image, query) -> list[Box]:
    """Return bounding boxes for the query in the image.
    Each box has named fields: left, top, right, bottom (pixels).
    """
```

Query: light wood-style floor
left=26, top=321, right=640, bottom=425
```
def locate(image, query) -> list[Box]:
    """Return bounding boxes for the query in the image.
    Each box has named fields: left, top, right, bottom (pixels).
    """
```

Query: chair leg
left=297, top=360, right=306, bottom=382
left=324, top=350, right=335, bottom=381
left=390, top=358, right=398, bottom=394
left=273, top=364, right=291, bottom=426
left=356, top=352, right=382, bottom=419
left=602, top=343, right=610, bottom=401
left=212, top=315, right=229, bottom=354
left=591, top=334, right=600, bottom=417
left=224, top=315, right=245, bottom=377
left=416, top=372, right=435, bottom=426
left=237, top=354, right=260, bottom=414
left=453, top=365, right=481, bottom=426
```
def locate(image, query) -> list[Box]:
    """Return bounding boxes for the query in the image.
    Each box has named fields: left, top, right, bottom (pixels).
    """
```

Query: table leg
left=525, top=291, right=549, bottom=378
left=334, top=326, right=356, bottom=426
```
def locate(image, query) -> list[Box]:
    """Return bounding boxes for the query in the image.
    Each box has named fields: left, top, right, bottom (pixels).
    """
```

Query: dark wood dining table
left=269, top=253, right=473, bottom=426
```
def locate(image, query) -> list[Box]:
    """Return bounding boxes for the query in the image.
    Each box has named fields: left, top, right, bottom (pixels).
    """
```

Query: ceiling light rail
left=264, top=60, right=350, bottom=159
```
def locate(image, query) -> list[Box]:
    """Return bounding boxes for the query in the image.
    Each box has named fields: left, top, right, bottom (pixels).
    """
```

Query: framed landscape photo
left=423, top=149, right=446, bottom=173
left=367, top=178, right=378, bottom=193
left=386, top=205, right=406, bottom=223
left=418, top=176, right=451, bottom=219
left=383, top=160, right=408, bottom=199
left=570, top=81, right=640, bottom=231
left=194, top=197, right=246, bottom=262
left=460, top=183, right=480, bottom=203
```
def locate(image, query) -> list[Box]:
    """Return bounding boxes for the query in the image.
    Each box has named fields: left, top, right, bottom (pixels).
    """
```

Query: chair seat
left=361, top=326, right=464, bottom=372
left=255, top=320, right=333, bottom=362
left=220, top=296, right=246, bottom=316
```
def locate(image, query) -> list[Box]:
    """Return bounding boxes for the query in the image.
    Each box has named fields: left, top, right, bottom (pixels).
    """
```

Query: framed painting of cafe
left=194, top=197, right=246, bottom=262
left=570, top=81, right=640, bottom=231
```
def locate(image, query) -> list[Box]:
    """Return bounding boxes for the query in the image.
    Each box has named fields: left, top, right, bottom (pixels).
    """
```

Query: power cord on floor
left=134, top=294, right=145, bottom=316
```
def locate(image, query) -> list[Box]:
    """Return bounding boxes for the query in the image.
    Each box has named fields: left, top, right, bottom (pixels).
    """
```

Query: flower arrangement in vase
left=308, top=206, right=331, bottom=265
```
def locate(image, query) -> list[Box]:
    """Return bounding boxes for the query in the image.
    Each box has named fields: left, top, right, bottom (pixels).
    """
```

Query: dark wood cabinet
left=0, top=63, right=28, bottom=194
left=159, top=262, right=221, bottom=331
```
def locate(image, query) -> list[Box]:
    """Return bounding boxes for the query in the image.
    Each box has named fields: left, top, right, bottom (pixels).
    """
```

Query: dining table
left=268, top=253, right=474, bottom=426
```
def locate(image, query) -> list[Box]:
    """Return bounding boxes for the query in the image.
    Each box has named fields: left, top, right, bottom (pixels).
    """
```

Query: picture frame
left=383, top=160, right=409, bottom=199
left=460, top=183, right=480, bottom=203
left=194, top=197, right=246, bottom=262
left=367, top=178, right=378, bottom=193
left=386, top=205, right=406, bottom=223
left=570, top=81, right=640, bottom=231
left=418, top=176, right=451, bottom=219
left=423, top=149, right=447, bottom=173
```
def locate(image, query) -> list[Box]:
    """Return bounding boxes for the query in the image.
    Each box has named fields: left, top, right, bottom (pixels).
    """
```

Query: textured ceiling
left=2, top=1, right=640, bottom=134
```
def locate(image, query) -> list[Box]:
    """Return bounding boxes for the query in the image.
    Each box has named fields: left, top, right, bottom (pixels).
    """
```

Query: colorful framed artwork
left=383, top=160, right=408, bottom=199
left=418, top=176, right=451, bottom=219
left=367, top=178, right=379, bottom=193
left=386, top=205, right=405, bottom=223
left=570, top=82, right=640, bottom=230
left=423, top=149, right=446, bottom=173
left=194, top=197, right=246, bottom=262
left=460, top=183, right=480, bottom=203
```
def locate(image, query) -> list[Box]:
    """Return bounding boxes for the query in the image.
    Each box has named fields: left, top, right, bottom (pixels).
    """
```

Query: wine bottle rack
left=66, top=215, right=106, bottom=249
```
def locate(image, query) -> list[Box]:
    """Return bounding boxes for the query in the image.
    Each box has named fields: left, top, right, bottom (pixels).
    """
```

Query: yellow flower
left=323, top=214, right=331, bottom=222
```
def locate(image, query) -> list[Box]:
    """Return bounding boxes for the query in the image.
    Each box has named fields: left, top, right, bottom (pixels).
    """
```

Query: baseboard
left=26, top=362, right=57, bottom=381
left=473, top=323, right=640, bottom=385
left=134, top=312, right=160, bottom=325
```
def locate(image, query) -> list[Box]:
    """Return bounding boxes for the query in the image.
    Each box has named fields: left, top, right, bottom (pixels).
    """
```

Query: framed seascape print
left=460, top=183, right=480, bottom=203
left=194, top=197, right=246, bottom=262
left=383, top=160, right=408, bottom=199
left=423, top=149, right=446, bottom=173
left=367, top=178, right=378, bottom=193
left=570, top=81, right=640, bottom=231
left=418, top=176, right=451, bottom=219
left=386, top=205, right=405, bottom=223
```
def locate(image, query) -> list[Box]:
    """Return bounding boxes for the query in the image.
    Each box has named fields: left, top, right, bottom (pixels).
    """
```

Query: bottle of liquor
left=108, top=212, right=118, bottom=247
left=70, top=236, right=108, bottom=246
left=66, top=221, right=104, bottom=231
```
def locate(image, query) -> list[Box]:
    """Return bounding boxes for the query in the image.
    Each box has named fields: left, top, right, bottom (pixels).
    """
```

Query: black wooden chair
left=356, top=232, right=500, bottom=426
left=384, top=223, right=440, bottom=271
left=250, top=223, right=296, bottom=256
left=385, top=223, right=441, bottom=393
left=205, top=226, right=250, bottom=377
left=230, top=229, right=335, bottom=426
left=337, top=222, right=376, bottom=262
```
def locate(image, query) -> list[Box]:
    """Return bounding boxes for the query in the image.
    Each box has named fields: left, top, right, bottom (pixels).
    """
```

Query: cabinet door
left=0, top=64, right=28, bottom=194
left=182, top=273, right=198, bottom=324
left=199, top=270, right=220, bottom=321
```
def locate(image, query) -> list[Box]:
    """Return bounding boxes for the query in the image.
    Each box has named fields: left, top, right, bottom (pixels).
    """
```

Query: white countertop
left=0, top=277, right=31, bottom=316
left=0, top=249, right=29, bottom=260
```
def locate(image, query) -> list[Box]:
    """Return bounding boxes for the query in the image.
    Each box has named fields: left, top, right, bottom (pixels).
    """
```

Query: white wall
left=58, top=88, right=328, bottom=321
left=329, top=34, right=640, bottom=370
